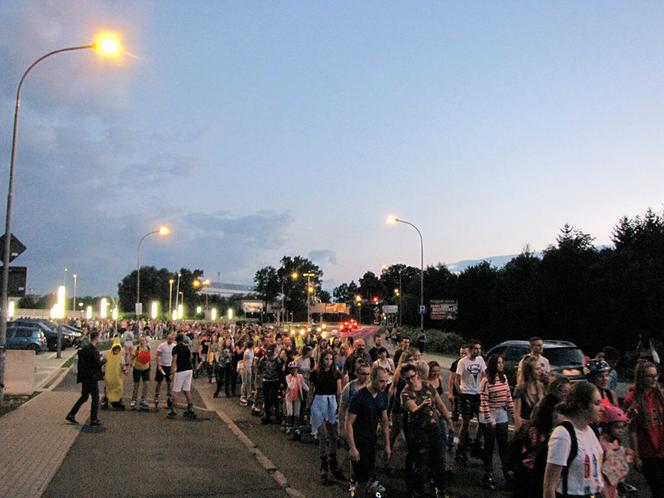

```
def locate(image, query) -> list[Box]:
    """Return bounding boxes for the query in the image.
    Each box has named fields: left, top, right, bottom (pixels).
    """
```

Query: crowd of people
left=65, top=320, right=663, bottom=498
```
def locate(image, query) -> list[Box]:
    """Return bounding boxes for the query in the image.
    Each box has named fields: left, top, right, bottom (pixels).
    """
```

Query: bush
left=388, top=326, right=465, bottom=355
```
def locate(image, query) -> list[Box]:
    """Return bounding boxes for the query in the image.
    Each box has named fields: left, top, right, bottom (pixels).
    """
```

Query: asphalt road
left=45, top=370, right=288, bottom=498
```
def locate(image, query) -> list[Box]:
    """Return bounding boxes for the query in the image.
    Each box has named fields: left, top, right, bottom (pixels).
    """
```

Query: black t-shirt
left=368, top=346, right=380, bottom=363
left=173, top=343, right=193, bottom=371
left=348, top=387, right=389, bottom=445
left=310, top=368, right=341, bottom=395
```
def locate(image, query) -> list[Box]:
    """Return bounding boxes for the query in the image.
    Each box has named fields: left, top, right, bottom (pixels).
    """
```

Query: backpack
left=558, top=421, right=600, bottom=498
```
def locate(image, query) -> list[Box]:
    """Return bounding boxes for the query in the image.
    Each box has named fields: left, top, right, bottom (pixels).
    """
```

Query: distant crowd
left=64, top=319, right=663, bottom=498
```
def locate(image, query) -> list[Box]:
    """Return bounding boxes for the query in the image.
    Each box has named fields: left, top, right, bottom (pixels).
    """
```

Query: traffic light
left=372, top=296, right=379, bottom=304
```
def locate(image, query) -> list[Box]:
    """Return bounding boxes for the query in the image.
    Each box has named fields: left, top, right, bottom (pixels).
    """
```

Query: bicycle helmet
left=585, top=358, right=610, bottom=379
left=601, top=405, right=628, bottom=425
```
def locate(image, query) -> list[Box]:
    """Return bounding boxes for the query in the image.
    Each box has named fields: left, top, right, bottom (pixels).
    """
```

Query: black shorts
left=459, top=393, right=481, bottom=418
left=155, top=365, right=171, bottom=382
left=133, top=368, right=150, bottom=382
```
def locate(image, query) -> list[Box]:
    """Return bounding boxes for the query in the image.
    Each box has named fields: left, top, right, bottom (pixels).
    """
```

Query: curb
left=196, top=385, right=306, bottom=498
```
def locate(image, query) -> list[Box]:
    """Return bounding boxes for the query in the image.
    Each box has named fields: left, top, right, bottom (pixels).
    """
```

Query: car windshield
left=544, top=347, right=584, bottom=366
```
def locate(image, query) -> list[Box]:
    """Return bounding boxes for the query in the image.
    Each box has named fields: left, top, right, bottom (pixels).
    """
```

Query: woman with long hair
left=624, top=360, right=664, bottom=495
left=479, top=354, right=513, bottom=489
left=308, top=350, right=343, bottom=483
left=513, top=356, right=544, bottom=432
left=543, top=382, right=604, bottom=498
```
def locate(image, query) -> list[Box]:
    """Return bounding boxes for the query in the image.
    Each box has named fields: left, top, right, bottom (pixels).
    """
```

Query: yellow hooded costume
left=104, top=338, right=125, bottom=402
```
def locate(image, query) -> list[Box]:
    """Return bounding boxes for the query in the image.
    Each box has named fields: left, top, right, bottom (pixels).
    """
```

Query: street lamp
left=72, top=273, right=77, bottom=317
left=279, top=271, right=298, bottom=324
left=0, top=33, right=122, bottom=402
left=387, top=216, right=425, bottom=331
left=174, top=272, right=181, bottom=314
left=303, top=272, right=316, bottom=324
left=168, top=278, right=174, bottom=315
left=382, top=264, right=404, bottom=327
left=136, top=225, right=170, bottom=315
left=355, top=294, right=362, bottom=324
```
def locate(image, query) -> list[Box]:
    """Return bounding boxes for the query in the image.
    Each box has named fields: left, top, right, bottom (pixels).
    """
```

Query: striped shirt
left=479, top=376, right=514, bottom=424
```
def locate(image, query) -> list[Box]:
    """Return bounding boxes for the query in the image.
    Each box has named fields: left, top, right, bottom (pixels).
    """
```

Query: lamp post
left=168, top=278, right=174, bottom=316
left=387, top=216, right=425, bottom=332
left=174, top=272, right=181, bottom=315
left=279, top=271, right=298, bottom=325
left=0, top=33, right=122, bottom=404
left=63, top=267, right=68, bottom=317
left=72, top=273, right=77, bottom=318
left=136, top=225, right=170, bottom=315
left=355, top=294, right=362, bottom=324
left=303, top=272, right=316, bottom=324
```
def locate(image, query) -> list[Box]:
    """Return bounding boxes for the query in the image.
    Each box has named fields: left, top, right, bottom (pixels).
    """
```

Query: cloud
left=20, top=208, right=293, bottom=296
left=308, top=249, right=337, bottom=265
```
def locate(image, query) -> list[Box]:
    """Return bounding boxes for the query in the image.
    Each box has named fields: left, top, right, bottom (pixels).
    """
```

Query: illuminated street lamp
left=168, top=278, right=174, bottom=315
left=100, top=298, right=108, bottom=319
left=355, top=294, right=362, bottom=324
left=387, top=216, right=425, bottom=331
left=303, top=272, right=317, bottom=324
left=210, top=308, right=218, bottom=321
left=151, top=301, right=159, bottom=320
left=0, top=32, right=123, bottom=403
left=85, top=305, right=93, bottom=320
left=136, top=225, right=170, bottom=315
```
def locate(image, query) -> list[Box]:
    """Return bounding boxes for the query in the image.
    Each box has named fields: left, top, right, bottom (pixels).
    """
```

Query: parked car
left=9, top=319, right=66, bottom=352
left=6, top=324, right=47, bottom=353
left=62, top=324, right=82, bottom=346
left=485, top=339, right=586, bottom=387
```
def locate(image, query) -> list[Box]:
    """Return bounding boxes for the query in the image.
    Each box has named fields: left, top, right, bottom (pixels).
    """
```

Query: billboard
left=324, top=303, right=349, bottom=314
left=430, top=299, right=458, bottom=320
left=241, top=300, right=265, bottom=313
left=382, top=305, right=398, bottom=314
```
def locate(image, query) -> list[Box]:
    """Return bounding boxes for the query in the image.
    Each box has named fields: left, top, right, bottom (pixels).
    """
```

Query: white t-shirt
left=547, top=424, right=604, bottom=496
left=122, top=330, right=134, bottom=346
left=456, top=356, right=486, bottom=394
left=157, top=342, right=175, bottom=367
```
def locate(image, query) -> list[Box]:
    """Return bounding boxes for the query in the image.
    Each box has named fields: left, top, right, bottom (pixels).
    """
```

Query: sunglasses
left=405, top=374, right=417, bottom=382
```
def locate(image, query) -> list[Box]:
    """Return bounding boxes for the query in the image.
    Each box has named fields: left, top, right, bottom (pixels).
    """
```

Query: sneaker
left=167, top=410, right=177, bottom=419
left=89, top=419, right=102, bottom=427
left=65, top=414, right=78, bottom=425
left=240, top=397, right=248, bottom=406
left=139, top=400, right=150, bottom=410
left=130, top=399, right=137, bottom=410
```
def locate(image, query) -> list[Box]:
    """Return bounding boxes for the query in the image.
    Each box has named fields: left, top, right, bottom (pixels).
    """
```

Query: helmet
left=585, top=358, right=610, bottom=379
left=601, top=405, right=628, bottom=425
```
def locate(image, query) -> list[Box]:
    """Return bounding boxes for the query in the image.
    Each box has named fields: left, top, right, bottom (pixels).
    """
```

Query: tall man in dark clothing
left=258, top=344, right=282, bottom=424
left=346, top=365, right=391, bottom=496
left=66, top=331, right=105, bottom=426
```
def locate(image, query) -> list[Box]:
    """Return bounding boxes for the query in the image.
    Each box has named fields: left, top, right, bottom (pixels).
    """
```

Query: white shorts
left=173, top=370, right=193, bottom=392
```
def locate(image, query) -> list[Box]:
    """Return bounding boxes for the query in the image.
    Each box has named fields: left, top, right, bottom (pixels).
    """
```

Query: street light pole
left=174, top=272, right=181, bottom=316
left=388, top=217, right=425, bottom=332
left=72, top=273, right=77, bottom=318
left=168, top=278, right=174, bottom=316
left=136, top=226, right=170, bottom=316
left=0, top=41, right=120, bottom=404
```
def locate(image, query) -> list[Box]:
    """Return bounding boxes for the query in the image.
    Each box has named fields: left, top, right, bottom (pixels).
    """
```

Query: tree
left=254, top=266, right=279, bottom=303
left=359, top=271, right=383, bottom=300
left=117, top=266, right=203, bottom=316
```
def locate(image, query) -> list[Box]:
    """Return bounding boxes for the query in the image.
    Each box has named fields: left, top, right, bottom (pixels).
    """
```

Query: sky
left=1, top=1, right=663, bottom=298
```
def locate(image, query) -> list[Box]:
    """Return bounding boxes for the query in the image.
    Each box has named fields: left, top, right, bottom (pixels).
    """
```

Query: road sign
left=382, top=305, right=398, bottom=314
left=135, top=302, right=143, bottom=316
left=0, top=233, right=26, bottom=263
left=2, top=266, right=27, bottom=297
left=418, top=304, right=427, bottom=315
left=430, top=299, right=458, bottom=320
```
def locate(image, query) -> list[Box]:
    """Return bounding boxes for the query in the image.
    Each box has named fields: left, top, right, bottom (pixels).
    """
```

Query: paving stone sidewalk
left=0, top=390, right=83, bottom=497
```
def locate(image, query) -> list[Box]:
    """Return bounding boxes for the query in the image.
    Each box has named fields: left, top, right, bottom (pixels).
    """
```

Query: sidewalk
left=0, top=390, right=82, bottom=497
